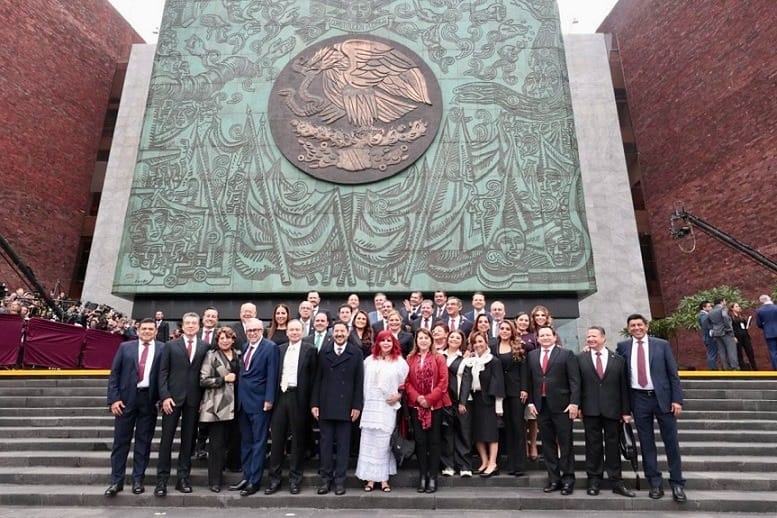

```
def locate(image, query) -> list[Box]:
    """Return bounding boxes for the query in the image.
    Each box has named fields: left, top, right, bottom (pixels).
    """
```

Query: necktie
left=595, top=351, right=604, bottom=379
left=204, top=329, right=211, bottom=343
left=315, top=333, right=322, bottom=350
left=637, top=340, right=648, bottom=387
left=423, top=318, right=430, bottom=330
left=336, top=345, right=343, bottom=356
left=541, top=348, right=550, bottom=396
left=244, top=345, right=254, bottom=370
left=449, top=318, right=455, bottom=331
left=137, top=342, right=150, bottom=382
left=186, top=339, right=193, bottom=360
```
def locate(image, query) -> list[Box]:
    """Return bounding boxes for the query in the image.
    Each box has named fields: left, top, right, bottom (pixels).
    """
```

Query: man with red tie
left=411, top=300, right=436, bottom=332
left=154, top=312, right=208, bottom=497
left=104, top=318, right=162, bottom=496
left=616, top=314, right=686, bottom=503
left=577, top=326, right=635, bottom=497
left=443, top=297, right=473, bottom=335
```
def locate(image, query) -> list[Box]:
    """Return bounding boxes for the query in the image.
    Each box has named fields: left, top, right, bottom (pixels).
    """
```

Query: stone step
left=682, top=388, right=777, bottom=399
left=0, top=466, right=773, bottom=491
left=0, top=407, right=108, bottom=417
left=680, top=410, right=777, bottom=420
left=681, top=399, right=777, bottom=411
left=0, top=397, right=107, bottom=408
left=0, top=485, right=775, bottom=512
left=0, top=387, right=107, bottom=397
left=0, top=378, right=108, bottom=388
left=680, top=380, right=777, bottom=389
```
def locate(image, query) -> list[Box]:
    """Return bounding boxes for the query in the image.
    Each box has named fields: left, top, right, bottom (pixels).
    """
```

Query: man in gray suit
left=707, top=298, right=739, bottom=370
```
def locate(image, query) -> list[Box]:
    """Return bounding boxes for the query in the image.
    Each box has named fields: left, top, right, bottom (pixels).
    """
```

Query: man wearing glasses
left=230, top=318, right=279, bottom=496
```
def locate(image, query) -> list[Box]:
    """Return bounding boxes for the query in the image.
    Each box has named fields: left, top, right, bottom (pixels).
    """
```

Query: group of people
left=697, top=294, right=777, bottom=370
left=105, top=290, right=688, bottom=503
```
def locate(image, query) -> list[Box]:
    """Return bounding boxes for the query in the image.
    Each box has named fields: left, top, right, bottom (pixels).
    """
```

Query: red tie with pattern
left=637, top=340, right=648, bottom=387
left=596, top=352, right=604, bottom=379
left=541, top=348, right=550, bottom=396
left=205, top=330, right=211, bottom=343
left=138, top=342, right=150, bottom=382
left=244, top=345, right=254, bottom=370
left=186, top=339, right=193, bottom=360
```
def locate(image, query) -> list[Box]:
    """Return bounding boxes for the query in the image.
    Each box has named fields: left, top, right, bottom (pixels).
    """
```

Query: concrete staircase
left=0, top=376, right=776, bottom=511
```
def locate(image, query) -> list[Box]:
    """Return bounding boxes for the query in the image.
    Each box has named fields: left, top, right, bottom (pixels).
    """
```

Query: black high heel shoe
left=417, top=476, right=428, bottom=493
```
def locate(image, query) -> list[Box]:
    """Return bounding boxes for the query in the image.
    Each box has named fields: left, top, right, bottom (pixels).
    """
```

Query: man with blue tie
left=616, top=314, right=686, bottom=503
left=230, top=318, right=279, bottom=496
left=104, top=318, right=162, bottom=496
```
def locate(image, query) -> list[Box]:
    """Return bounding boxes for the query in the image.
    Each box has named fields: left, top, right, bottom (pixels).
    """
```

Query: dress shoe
left=210, top=485, right=221, bottom=493
left=317, top=483, right=331, bottom=495
left=334, top=484, right=346, bottom=496
left=480, top=466, right=499, bottom=478
left=425, top=478, right=437, bottom=493
left=289, top=483, right=300, bottom=495
left=649, top=486, right=665, bottom=499
left=230, top=479, right=248, bottom=491
left=131, top=481, right=144, bottom=495
left=240, top=483, right=260, bottom=496
left=175, top=478, right=193, bottom=493
left=561, top=483, right=574, bottom=495
left=104, top=483, right=123, bottom=496
left=264, top=480, right=281, bottom=495
left=672, top=485, right=687, bottom=503
left=543, top=481, right=562, bottom=493
left=612, top=483, right=636, bottom=498
left=417, top=476, right=428, bottom=493
left=154, top=480, right=167, bottom=497
left=195, top=449, right=207, bottom=460
left=586, top=484, right=600, bottom=496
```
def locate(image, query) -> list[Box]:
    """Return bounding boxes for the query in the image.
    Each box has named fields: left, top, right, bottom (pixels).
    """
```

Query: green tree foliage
left=668, top=285, right=752, bottom=332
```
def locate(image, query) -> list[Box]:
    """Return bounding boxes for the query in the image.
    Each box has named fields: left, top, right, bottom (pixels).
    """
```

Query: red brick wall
left=600, top=0, right=777, bottom=369
left=0, top=0, right=142, bottom=296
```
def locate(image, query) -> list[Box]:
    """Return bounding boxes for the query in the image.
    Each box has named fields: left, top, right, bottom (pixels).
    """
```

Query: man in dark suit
left=311, top=321, right=364, bottom=496
left=371, top=299, right=394, bottom=334
left=756, top=294, right=777, bottom=369
left=154, top=310, right=169, bottom=342
left=304, top=312, right=332, bottom=352
left=298, top=300, right=314, bottom=337
left=707, top=298, right=739, bottom=370
left=527, top=325, right=580, bottom=495
left=231, top=317, right=279, bottom=496
left=266, top=320, right=318, bottom=494
left=578, top=326, right=635, bottom=497
left=442, top=297, right=473, bottom=335
left=411, top=299, right=437, bottom=332
left=617, top=314, right=686, bottom=503
left=464, top=291, right=491, bottom=323
left=104, top=318, right=162, bottom=496
left=231, top=302, right=257, bottom=347
left=154, top=312, right=208, bottom=496
left=697, top=301, right=717, bottom=369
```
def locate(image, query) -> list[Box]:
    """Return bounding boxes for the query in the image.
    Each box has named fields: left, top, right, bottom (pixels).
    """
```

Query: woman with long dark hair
left=355, top=330, right=408, bottom=492
left=268, top=303, right=290, bottom=345
left=729, top=302, right=758, bottom=370
left=515, top=311, right=539, bottom=461
left=350, top=309, right=374, bottom=358
left=440, top=329, right=473, bottom=478
left=494, top=320, right=529, bottom=476
left=405, top=327, right=451, bottom=493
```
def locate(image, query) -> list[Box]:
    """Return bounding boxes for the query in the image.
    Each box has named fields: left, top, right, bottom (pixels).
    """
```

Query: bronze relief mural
left=269, top=35, right=442, bottom=183
left=114, top=0, right=596, bottom=294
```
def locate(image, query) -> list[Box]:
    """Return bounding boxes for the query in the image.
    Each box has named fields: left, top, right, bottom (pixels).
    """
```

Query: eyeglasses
left=246, top=328, right=262, bottom=333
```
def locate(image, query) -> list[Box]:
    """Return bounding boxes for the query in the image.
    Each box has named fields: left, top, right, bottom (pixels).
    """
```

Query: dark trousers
left=110, top=389, right=157, bottom=484
left=410, top=408, right=442, bottom=478
left=583, top=415, right=622, bottom=482
left=157, top=403, right=198, bottom=481
left=268, top=389, right=306, bottom=484
left=735, top=335, right=757, bottom=370
left=225, top=417, right=242, bottom=471
left=239, top=408, right=271, bottom=486
left=538, top=401, right=575, bottom=484
left=206, top=419, right=232, bottom=486
left=318, top=418, right=352, bottom=486
left=441, top=406, right=472, bottom=472
left=195, top=422, right=210, bottom=453
left=632, top=391, right=684, bottom=489
left=503, top=396, right=527, bottom=473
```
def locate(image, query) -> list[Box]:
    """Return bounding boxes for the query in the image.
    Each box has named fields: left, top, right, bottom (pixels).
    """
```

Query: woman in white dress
left=355, top=330, right=409, bottom=492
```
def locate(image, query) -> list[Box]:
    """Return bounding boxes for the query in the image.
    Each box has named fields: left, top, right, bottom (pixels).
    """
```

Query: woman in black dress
left=515, top=311, right=538, bottom=460
left=267, top=303, right=290, bottom=345
left=350, top=309, right=374, bottom=358
left=467, top=330, right=505, bottom=477
left=729, top=302, right=758, bottom=370
left=493, top=320, right=529, bottom=476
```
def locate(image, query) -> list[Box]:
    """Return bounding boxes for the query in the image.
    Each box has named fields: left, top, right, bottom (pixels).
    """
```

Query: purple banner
left=0, top=313, right=24, bottom=366
left=82, top=329, right=124, bottom=369
left=23, top=318, right=85, bottom=368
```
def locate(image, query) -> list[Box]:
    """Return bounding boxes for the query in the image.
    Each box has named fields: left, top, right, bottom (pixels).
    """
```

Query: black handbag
left=620, top=421, right=641, bottom=490
left=390, top=423, right=415, bottom=467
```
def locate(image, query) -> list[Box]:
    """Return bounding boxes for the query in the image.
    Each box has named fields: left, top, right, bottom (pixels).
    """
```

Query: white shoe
left=442, top=467, right=455, bottom=477
left=459, top=470, right=472, bottom=478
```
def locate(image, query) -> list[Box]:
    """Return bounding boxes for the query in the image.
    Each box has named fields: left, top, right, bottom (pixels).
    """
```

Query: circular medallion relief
left=269, top=34, right=442, bottom=184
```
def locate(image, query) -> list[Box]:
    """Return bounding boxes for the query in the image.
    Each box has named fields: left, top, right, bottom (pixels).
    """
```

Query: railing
left=0, top=314, right=123, bottom=369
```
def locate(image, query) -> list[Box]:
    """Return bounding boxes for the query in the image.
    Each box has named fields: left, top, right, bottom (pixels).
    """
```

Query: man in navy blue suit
left=230, top=317, right=279, bottom=496
left=616, top=314, right=686, bottom=503
left=756, top=294, right=777, bottom=370
left=104, top=318, right=162, bottom=496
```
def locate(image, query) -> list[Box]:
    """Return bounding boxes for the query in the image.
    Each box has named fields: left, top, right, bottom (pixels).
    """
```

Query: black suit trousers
left=268, top=389, right=307, bottom=484
left=583, top=414, right=622, bottom=481
left=441, top=406, right=472, bottom=472
left=157, top=403, right=198, bottom=480
left=110, top=389, right=157, bottom=484
left=503, top=395, right=527, bottom=473
left=538, top=401, right=575, bottom=484
left=410, top=408, right=442, bottom=478
left=206, top=419, right=232, bottom=486
left=318, top=418, right=352, bottom=486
